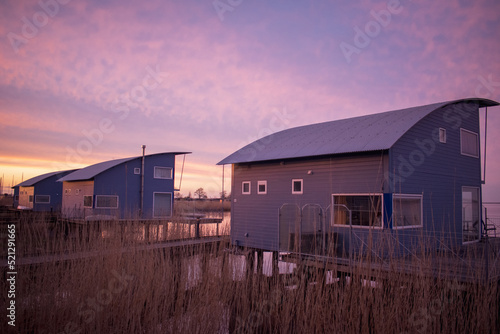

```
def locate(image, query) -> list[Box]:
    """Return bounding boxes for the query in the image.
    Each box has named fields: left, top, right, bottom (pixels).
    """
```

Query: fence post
left=195, top=218, right=200, bottom=238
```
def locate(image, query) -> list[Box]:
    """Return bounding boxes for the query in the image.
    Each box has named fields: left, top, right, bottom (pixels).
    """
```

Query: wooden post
left=144, top=221, right=150, bottom=243
left=120, top=221, right=125, bottom=243
left=195, top=218, right=200, bottom=238
left=272, top=251, right=279, bottom=281
left=257, top=250, right=264, bottom=276
left=246, top=250, right=255, bottom=276
left=163, top=220, right=168, bottom=241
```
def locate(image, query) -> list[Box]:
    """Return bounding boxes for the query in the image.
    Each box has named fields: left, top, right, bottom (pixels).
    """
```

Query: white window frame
left=134, top=168, right=141, bottom=175
left=35, top=195, right=50, bottom=204
left=331, top=193, right=384, bottom=229
left=292, top=179, right=303, bottom=195
left=460, top=128, right=479, bottom=158
left=154, top=166, right=173, bottom=179
left=462, top=186, right=481, bottom=244
left=95, top=195, right=119, bottom=209
left=83, top=195, right=93, bottom=208
left=392, top=194, right=423, bottom=229
left=242, top=181, right=251, bottom=195
left=257, top=180, right=267, bottom=195
left=439, top=128, right=446, bottom=143
left=153, top=192, right=173, bottom=218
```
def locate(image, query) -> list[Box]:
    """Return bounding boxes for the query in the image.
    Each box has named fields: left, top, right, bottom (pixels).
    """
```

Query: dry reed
left=1, top=212, right=499, bottom=334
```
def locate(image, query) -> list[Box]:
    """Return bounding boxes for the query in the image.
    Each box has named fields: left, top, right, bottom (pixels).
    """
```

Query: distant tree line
left=175, top=188, right=230, bottom=200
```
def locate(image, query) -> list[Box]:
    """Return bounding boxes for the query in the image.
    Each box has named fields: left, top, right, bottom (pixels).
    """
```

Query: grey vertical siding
left=231, top=152, right=388, bottom=251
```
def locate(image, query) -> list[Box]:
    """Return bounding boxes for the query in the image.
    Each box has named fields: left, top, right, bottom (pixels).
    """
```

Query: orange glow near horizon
left=1, top=0, right=499, bottom=198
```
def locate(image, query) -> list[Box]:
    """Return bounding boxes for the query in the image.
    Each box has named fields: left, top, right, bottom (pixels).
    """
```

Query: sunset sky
left=1, top=0, right=499, bottom=199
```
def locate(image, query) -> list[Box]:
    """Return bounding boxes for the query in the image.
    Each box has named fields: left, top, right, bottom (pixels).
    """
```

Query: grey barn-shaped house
left=218, top=98, right=499, bottom=257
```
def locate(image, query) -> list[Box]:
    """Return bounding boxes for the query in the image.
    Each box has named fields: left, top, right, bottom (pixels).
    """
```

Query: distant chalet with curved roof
left=59, top=152, right=190, bottom=220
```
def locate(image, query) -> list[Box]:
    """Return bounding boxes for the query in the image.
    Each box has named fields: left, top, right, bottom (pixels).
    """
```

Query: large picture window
left=35, top=195, right=50, bottom=204
left=460, top=129, right=479, bottom=158
left=154, top=166, right=173, bottom=179
left=332, top=194, right=382, bottom=228
left=392, top=194, right=422, bottom=229
left=95, top=195, right=119, bottom=209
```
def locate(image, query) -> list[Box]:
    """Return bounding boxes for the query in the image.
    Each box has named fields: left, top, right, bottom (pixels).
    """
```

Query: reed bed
left=1, top=213, right=499, bottom=333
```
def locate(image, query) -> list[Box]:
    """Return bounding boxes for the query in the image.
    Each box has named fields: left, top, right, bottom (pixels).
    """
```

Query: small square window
left=292, top=179, right=303, bottom=194
left=242, top=181, right=251, bottom=195
left=134, top=168, right=141, bottom=175
left=439, top=128, right=446, bottom=143
left=257, top=181, right=267, bottom=194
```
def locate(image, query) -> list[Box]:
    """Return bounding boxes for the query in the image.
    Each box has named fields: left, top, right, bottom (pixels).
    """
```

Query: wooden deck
left=281, top=237, right=500, bottom=284
left=1, top=236, right=228, bottom=268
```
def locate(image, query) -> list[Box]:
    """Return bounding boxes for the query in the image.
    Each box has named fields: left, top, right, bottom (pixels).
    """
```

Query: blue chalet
left=58, top=152, right=189, bottom=220
left=218, top=98, right=499, bottom=257
left=13, top=170, right=77, bottom=212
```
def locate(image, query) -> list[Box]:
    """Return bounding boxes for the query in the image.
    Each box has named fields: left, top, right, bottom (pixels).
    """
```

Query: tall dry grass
left=1, top=213, right=499, bottom=333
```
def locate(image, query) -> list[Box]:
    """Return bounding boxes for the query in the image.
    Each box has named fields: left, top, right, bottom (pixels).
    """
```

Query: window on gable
left=460, top=129, right=479, bottom=158
left=154, top=166, right=173, bottom=179
left=439, top=128, right=446, bottom=143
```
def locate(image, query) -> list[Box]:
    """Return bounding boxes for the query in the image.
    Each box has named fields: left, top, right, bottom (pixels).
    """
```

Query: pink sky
left=1, top=0, right=499, bottom=199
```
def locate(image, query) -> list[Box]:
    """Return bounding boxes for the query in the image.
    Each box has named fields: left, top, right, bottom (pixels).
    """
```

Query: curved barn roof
left=14, top=169, right=77, bottom=187
left=218, top=98, right=498, bottom=165
left=58, top=152, right=190, bottom=182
